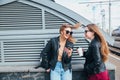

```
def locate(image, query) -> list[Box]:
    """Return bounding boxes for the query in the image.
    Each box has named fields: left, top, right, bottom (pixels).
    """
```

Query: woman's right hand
left=46, top=68, right=50, bottom=72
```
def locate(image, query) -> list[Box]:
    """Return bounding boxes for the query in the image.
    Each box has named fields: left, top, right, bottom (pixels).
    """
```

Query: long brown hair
left=59, top=23, right=80, bottom=43
left=86, top=24, right=110, bottom=62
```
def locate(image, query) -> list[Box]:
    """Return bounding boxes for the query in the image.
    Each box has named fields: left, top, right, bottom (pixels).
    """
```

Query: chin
left=85, top=37, right=88, bottom=39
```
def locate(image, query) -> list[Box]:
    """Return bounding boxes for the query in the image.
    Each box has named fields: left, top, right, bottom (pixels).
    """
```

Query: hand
left=64, top=47, right=73, bottom=57
left=77, top=49, right=79, bottom=54
left=46, top=68, right=50, bottom=72
left=77, top=48, right=83, bottom=56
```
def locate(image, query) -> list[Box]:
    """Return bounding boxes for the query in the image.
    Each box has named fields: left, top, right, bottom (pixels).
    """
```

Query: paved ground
left=109, top=53, right=120, bottom=80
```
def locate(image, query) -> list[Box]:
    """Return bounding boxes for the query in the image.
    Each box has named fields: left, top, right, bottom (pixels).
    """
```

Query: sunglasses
left=84, top=30, right=91, bottom=33
left=66, top=30, right=73, bottom=35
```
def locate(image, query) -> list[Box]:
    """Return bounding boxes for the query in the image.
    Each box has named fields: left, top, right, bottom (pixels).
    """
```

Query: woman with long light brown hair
left=79, top=24, right=110, bottom=80
left=39, top=23, right=80, bottom=80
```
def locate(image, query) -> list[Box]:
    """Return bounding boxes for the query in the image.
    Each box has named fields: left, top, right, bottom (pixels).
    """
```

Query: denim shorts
left=50, top=61, right=72, bottom=80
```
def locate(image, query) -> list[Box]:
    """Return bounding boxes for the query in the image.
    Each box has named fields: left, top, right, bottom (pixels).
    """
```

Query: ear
left=61, top=31, right=63, bottom=35
left=92, top=31, right=95, bottom=36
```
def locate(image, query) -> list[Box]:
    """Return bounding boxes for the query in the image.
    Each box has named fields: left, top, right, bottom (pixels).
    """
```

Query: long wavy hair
left=86, top=24, right=110, bottom=62
left=59, top=23, right=80, bottom=43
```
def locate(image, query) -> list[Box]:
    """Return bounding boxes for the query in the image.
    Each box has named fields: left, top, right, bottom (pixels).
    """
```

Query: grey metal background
left=0, top=0, right=113, bottom=66
left=0, top=0, right=89, bottom=66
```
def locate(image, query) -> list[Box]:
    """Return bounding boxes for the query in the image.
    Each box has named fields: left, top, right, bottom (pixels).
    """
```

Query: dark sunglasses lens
left=85, top=30, right=89, bottom=33
left=70, top=32, right=73, bottom=35
left=66, top=31, right=69, bottom=34
left=85, top=30, right=87, bottom=33
left=66, top=30, right=73, bottom=35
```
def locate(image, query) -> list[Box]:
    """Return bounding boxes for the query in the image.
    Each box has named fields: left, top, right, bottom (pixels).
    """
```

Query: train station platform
left=0, top=59, right=115, bottom=80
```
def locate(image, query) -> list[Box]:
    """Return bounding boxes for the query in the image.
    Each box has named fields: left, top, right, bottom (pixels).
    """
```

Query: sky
left=55, top=0, right=120, bottom=32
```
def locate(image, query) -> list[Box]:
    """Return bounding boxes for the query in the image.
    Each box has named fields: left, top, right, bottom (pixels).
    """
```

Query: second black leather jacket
left=41, top=36, right=74, bottom=71
left=83, top=36, right=106, bottom=75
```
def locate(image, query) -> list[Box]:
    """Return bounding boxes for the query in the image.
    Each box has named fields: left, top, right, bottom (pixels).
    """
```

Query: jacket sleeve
left=83, top=51, right=87, bottom=57
left=41, top=39, right=52, bottom=69
left=86, top=44, right=102, bottom=70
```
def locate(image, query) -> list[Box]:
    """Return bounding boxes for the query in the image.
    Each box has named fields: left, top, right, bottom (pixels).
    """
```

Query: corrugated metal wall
left=0, top=1, right=88, bottom=66
left=0, top=2, right=42, bottom=30
left=0, top=42, right=1, bottom=62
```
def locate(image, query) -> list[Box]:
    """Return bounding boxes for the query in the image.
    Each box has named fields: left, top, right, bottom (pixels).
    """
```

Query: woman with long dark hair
left=81, top=24, right=110, bottom=80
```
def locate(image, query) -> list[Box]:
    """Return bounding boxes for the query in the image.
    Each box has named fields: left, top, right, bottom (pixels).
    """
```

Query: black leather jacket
left=41, top=36, right=74, bottom=71
left=83, top=36, right=106, bottom=75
